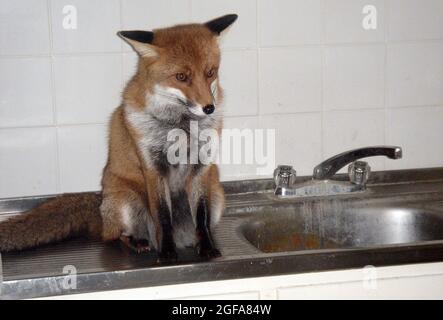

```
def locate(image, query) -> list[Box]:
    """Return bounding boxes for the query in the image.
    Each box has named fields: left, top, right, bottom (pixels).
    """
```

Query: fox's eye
left=207, top=69, right=215, bottom=78
left=176, top=73, right=187, bottom=82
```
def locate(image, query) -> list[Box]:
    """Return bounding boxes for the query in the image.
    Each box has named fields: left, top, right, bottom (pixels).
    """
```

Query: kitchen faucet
left=274, top=146, right=402, bottom=197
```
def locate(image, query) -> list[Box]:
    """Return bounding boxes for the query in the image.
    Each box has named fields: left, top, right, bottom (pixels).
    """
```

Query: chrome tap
left=273, top=146, right=402, bottom=197
left=274, top=165, right=297, bottom=196
left=313, top=146, right=402, bottom=180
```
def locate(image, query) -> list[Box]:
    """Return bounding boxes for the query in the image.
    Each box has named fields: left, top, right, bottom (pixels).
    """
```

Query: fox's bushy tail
left=0, top=193, right=102, bottom=252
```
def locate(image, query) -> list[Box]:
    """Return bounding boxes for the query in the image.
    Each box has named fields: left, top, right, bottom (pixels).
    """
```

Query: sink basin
left=241, top=204, right=443, bottom=253
left=2, top=168, right=443, bottom=299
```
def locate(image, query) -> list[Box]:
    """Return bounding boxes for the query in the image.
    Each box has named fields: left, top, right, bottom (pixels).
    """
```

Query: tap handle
left=274, top=165, right=297, bottom=188
left=313, top=145, right=402, bottom=180
left=348, top=161, right=371, bottom=187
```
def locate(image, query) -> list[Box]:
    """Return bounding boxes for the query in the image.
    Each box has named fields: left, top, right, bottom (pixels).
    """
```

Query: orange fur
left=0, top=15, right=237, bottom=258
left=101, top=16, right=237, bottom=258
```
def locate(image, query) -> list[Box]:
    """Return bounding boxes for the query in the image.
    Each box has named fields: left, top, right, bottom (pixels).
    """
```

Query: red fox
left=0, top=14, right=238, bottom=260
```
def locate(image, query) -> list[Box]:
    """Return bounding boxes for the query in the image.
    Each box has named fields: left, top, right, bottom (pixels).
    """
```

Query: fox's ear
left=205, top=14, right=238, bottom=35
left=117, top=30, right=160, bottom=58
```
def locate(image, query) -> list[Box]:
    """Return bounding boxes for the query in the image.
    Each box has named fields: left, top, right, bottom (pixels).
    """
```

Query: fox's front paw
left=198, top=245, right=222, bottom=259
left=120, top=236, right=151, bottom=254
left=133, top=239, right=151, bottom=253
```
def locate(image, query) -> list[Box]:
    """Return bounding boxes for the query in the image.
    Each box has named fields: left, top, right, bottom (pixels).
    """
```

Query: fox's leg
left=169, top=189, right=195, bottom=248
left=196, top=197, right=221, bottom=258
left=193, top=165, right=224, bottom=258
left=144, top=168, right=177, bottom=260
left=100, top=185, right=151, bottom=252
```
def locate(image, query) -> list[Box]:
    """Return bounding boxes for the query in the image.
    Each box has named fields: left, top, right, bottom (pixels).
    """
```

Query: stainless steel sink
left=241, top=204, right=443, bottom=253
left=2, top=167, right=443, bottom=299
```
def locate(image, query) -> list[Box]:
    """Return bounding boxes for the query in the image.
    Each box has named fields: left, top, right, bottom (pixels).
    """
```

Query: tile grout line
left=188, top=0, right=193, bottom=18
left=46, top=0, right=61, bottom=193
left=119, top=0, right=125, bottom=91
left=383, top=0, right=389, bottom=171
left=1, top=39, right=443, bottom=59
left=2, top=104, right=443, bottom=131
left=4, top=103, right=443, bottom=132
left=119, top=0, right=124, bottom=53
left=320, top=0, right=326, bottom=160
left=255, top=0, right=261, bottom=120
left=0, top=51, right=124, bottom=59
left=0, top=122, right=108, bottom=131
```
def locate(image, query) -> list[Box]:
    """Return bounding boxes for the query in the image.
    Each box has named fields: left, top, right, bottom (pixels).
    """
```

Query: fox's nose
left=203, top=104, right=215, bottom=115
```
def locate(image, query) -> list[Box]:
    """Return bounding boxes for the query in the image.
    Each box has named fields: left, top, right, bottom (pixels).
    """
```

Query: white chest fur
left=124, top=83, right=221, bottom=188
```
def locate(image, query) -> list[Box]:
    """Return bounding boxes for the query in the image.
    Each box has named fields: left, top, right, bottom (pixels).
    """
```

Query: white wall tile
left=121, top=0, right=190, bottom=51
left=325, top=0, right=385, bottom=43
left=324, top=45, right=385, bottom=110
left=0, top=57, right=53, bottom=127
left=223, top=115, right=259, bottom=130
left=220, top=50, right=258, bottom=116
left=323, top=110, right=386, bottom=172
left=259, top=47, right=322, bottom=114
left=220, top=114, right=322, bottom=179
left=387, top=43, right=443, bottom=107
left=122, top=0, right=190, bottom=29
left=0, top=0, right=50, bottom=55
left=57, top=124, right=107, bottom=192
left=0, top=127, right=57, bottom=198
left=386, top=106, right=443, bottom=169
left=51, top=0, right=121, bottom=53
left=2, top=0, right=443, bottom=196
left=219, top=116, right=260, bottom=180
left=122, top=52, right=138, bottom=85
left=259, top=0, right=322, bottom=46
left=191, top=0, right=256, bottom=49
left=53, top=54, right=122, bottom=124
left=258, top=113, right=322, bottom=176
left=388, top=0, right=443, bottom=41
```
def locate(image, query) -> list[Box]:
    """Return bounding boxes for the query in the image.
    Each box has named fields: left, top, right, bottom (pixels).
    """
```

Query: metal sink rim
left=2, top=167, right=443, bottom=299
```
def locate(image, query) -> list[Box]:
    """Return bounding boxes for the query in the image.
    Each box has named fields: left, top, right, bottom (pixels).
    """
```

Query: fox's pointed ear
left=117, top=30, right=160, bottom=58
left=205, top=14, right=238, bottom=35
